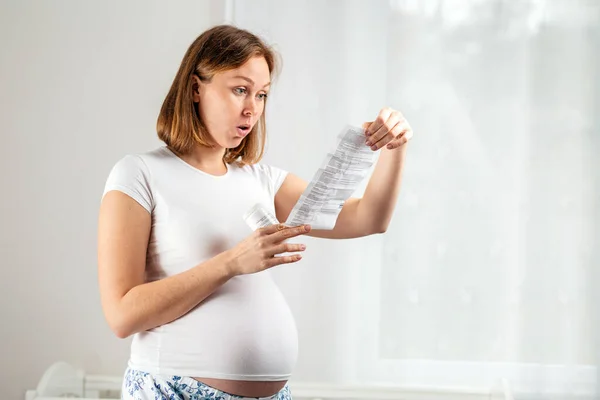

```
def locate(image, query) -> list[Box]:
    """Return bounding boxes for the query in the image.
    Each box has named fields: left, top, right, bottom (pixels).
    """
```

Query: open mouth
left=236, top=125, right=251, bottom=137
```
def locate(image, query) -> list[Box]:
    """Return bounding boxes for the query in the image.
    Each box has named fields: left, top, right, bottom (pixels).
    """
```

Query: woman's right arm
left=98, top=191, right=234, bottom=338
left=98, top=191, right=310, bottom=339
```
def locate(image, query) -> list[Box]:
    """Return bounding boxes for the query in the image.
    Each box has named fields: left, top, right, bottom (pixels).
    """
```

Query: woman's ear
left=191, top=74, right=202, bottom=102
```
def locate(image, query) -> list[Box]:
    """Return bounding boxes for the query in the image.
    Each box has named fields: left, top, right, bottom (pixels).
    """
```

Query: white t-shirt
left=102, top=146, right=298, bottom=381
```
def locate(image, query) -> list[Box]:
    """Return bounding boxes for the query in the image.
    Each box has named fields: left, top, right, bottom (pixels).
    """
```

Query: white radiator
left=25, top=361, right=513, bottom=400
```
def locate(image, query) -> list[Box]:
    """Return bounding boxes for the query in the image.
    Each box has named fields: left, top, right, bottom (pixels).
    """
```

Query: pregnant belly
left=159, top=274, right=299, bottom=379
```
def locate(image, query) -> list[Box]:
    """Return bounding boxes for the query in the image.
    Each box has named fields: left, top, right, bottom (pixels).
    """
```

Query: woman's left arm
left=274, top=107, right=413, bottom=239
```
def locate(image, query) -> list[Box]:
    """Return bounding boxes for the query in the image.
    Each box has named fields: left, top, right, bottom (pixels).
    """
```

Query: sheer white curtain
left=232, top=0, right=599, bottom=397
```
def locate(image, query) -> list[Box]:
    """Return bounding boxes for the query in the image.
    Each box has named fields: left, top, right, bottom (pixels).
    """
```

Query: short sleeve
left=263, top=164, right=289, bottom=197
left=102, top=155, right=154, bottom=213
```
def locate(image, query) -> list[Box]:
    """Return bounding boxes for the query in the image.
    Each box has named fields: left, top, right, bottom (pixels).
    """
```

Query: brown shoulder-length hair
left=157, top=25, right=279, bottom=166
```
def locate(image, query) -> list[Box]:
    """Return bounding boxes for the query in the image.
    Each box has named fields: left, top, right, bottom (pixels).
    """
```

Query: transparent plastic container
left=243, top=203, right=279, bottom=231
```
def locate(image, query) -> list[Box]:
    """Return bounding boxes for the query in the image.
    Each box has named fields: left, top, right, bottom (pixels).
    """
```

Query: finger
left=369, top=130, right=396, bottom=151
left=380, top=120, right=409, bottom=148
left=366, top=111, right=401, bottom=149
left=386, top=125, right=413, bottom=149
left=270, top=242, right=306, bottom=257
left=258, top=223, right=290, bottom=237
left=270, top=224, right=311, bottom=243
left=262, top=254, right=303, bottom=269
left=365, top=107, right=393, bottom=138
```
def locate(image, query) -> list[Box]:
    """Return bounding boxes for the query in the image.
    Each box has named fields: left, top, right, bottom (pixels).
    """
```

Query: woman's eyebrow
left=232, top=75, right=271, bottom=88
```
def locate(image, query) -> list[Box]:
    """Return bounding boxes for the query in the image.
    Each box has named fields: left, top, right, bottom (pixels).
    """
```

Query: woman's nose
left=243, top=99, right=258, bottom=116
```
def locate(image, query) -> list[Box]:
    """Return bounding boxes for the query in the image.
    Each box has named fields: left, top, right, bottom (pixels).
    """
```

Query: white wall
left=0, top=1, right=231, bottom=399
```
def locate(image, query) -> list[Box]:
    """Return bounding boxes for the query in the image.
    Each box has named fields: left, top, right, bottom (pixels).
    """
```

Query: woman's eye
left=234, top=87, right=247, bottom=95
left=257, top=93, right=268, bottom=100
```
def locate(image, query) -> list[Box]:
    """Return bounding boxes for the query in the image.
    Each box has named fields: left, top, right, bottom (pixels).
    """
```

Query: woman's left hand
left=363, top=107, right=413, bottom=151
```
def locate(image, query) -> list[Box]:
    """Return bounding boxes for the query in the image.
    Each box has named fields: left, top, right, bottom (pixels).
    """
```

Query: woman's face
left=194, top=56, right=271, bottom=149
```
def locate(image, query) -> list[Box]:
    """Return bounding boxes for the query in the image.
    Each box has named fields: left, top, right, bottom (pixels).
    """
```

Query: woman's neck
left=176, top=145, right=228, bottom=175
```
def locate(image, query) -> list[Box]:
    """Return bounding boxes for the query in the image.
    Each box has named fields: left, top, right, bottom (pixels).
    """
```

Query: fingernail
left=365, top=141, right=371, bottom=146
left=304, top=225, right=311, bottom=231
left=300, top=245, right=306, bottom=250
left=371, top=145, right=377, bottom=150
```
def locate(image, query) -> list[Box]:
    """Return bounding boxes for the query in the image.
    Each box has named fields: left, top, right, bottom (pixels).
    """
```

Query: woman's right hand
left=225, top=223, right=311, bottom=276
